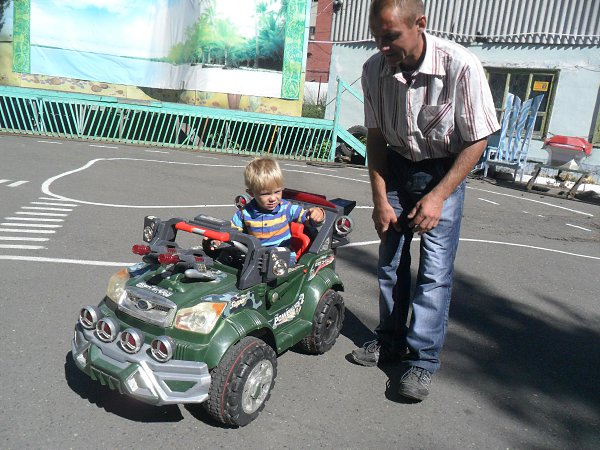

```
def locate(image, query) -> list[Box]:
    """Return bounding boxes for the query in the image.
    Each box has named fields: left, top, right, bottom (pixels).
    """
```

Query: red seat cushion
left=289, top=222, right=311, bottom=258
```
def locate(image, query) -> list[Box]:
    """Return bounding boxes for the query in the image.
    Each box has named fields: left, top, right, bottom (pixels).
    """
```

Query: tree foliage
left=165, top=0, right=286, bottom=70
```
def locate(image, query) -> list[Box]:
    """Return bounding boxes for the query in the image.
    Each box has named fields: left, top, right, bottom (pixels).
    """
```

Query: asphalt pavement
left=1, top=134, right=599, bottom=449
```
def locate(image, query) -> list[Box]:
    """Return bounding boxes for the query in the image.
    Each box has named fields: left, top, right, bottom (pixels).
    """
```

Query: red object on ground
left=543, top=135, right=593, bottom=156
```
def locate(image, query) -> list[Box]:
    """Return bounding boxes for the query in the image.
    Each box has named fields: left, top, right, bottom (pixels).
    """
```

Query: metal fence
left=0, top=85, right=365, bottom=163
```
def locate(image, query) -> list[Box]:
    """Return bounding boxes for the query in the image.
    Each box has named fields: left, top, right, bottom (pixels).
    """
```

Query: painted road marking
left=37, top=140, right=62, bottom=144
left=21, top=206, right=73, bottom=212
left=0, top=223, right=62, bottom=228
left=89, top=144, right=118, bottom=149
left=30, top=201, right=79, bottom=207
left=478, top=198, right=500, bottom=205
left=0, top=244, right=47, bottom=250
left=7, top=180, right=29, bottom=187
left=0, top=180, right=29, bottom=187
left=15, top=211, right=68, bottom=217
left=1, top=237, right=599, bottom=265
left=0, top=228, right=56, bottom=234
left=0, top=236, right=49, bottom=242
left=565, top=223, right=592, bottom=232
left=345, top=238, right=600, bottom=260
left=145, top=150, right=169, bottom=154
left=5, top=217, right=64, bottom=222
left=468, top=186, right=593, bottom=217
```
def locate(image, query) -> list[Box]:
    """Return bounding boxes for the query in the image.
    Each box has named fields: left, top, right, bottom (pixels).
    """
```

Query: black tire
left=204, top=337, right=277, bottom=427
left=297, top=290, right=345, bottom=354
left=337, top=125, right=367, bottom=165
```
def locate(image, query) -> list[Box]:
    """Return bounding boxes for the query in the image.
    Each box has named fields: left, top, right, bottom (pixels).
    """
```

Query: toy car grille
left=119, top=287, right=177, bottom=328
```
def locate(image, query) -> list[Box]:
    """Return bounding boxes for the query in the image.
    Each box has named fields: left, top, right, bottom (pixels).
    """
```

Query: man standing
left=350, top=0, right=500, bottom=401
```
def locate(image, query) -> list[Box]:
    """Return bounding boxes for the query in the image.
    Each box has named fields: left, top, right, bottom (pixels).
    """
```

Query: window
left=309, top=26, right=316, bottom=40
left=485, top=68, right=556, bottom=139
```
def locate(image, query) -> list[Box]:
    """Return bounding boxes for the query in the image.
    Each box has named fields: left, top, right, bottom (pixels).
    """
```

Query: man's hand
left=372, top=201, right=401, bottom=239
left=407, top=191, right=444, bottom=235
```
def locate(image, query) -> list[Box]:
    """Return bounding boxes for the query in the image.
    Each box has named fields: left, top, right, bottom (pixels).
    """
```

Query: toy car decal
left=271, top=294, right=304, bottom=329
left=287, top=264, right=305, bottom=273
left=307, top=254, right=335, bottom=280
left=202, top=291, right=261, bottom=317
left=135, top=281, right=173, bottom=298
left=319, top=237, right=331, bottom=253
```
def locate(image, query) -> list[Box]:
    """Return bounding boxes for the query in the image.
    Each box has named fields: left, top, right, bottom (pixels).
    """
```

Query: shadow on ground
left=335, top=244, right=600, bottom=447
left=64, top=353, right=184, bottom=423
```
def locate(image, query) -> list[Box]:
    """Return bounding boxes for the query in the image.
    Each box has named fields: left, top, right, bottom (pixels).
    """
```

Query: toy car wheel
left=204, top=336, right=277, bottom=427
left=297, top=289, right=345, bottom=354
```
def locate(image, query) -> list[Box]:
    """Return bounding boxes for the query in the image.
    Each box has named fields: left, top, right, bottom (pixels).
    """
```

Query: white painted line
left=21, top=206, right=73, bottom=212
left=565, top=223, right=592, bottom=232
left=341, top=238, right=600, bottom=260
left=145, top=150, right=169, bottom=154
left=537, top=215, right=545, bottom=218
left=7, top=180, right=29, bottom=187
left=0, top=228, right=56, bottom=234
left=478, top=198, right=500, bottom=205
left=467, top=186, right=593, bottom=217
left=37, top=140, right=62, bottom=144
left=38, top=197, right=66, bottom=201
left=0, top=179, right=9, bottom=184
left=30, top=201, right=78, bottom=207
left=0, top=244, right=46, bottom=250
left=354, top=206, right=374, bottom=209
left=0, top=255, right=132, bottom=266
left=0, top=236, right=50, bottom=242
left=0, top=223, right=62, bottom=228
left=5, top=217, right=64, bottom=222
left=40, top=158, right=370, bottom=208
left=196, top=155, right=221, bottom=160
left=283, top=163, right=307, bottom=168
left=523, top=211, right=529, bottom=214
left=15, top=211, right=68, bottom=217
left=89, top=144, right=118, bottom=149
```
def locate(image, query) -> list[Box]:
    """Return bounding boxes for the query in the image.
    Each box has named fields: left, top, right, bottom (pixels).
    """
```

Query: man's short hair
left=369, top=0, right=425, bottom=25
left=244, top=157, right=284, bottom=193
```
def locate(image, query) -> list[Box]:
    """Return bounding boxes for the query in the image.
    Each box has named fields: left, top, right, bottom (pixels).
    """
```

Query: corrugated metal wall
left=330, top=0, right=600, bottom=45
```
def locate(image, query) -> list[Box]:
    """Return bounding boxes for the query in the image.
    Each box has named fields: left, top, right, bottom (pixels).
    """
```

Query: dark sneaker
left=351, top=340, right=401, bottom=366
left=398, top=366, right=432, bottom=401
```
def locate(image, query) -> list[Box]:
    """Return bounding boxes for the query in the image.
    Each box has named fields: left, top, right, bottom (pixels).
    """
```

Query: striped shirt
left=362, top=32, right=500, bottom=161
left=231, top=199, right=308, bottom=248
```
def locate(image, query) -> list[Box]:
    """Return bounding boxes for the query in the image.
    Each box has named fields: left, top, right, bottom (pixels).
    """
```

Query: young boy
left=231, top=157, right=325, bottom=260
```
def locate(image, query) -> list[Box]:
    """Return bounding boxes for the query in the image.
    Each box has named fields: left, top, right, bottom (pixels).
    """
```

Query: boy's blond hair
left=244, top=157, right=284, bottom=193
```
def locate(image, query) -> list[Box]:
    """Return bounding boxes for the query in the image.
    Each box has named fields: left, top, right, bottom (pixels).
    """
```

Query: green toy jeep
left=71, top=189, right=355, bottom=426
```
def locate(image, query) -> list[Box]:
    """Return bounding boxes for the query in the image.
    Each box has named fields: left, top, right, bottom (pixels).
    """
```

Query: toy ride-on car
left=71, top=189, right=355, bottom=426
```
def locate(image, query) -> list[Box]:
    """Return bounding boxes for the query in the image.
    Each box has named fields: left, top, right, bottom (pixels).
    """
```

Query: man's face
left=370, top=6, right=426, bottom=70
left=249, top=183, right=283, bottom=212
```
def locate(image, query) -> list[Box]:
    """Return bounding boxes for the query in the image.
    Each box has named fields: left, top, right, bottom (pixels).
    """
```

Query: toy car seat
left=289, top=222, right=311, bottom=258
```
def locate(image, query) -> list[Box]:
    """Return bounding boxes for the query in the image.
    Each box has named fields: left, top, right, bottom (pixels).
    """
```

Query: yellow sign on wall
left=533, top=81, right=549, bottom=92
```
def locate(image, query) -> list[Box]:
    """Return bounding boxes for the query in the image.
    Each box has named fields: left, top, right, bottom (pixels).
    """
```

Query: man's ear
left=416, top=15, right=426, bottom=32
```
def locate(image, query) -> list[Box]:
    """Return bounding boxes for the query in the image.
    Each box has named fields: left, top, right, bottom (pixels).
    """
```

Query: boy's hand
left=307, top=207, right=325, bottom=225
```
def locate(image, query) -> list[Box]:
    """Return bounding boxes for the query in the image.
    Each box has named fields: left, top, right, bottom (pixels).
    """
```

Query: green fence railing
left=0, top=81, right=365, bottom=163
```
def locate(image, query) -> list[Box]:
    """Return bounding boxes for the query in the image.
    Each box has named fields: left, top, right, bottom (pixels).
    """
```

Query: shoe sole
left=350, top=353, right=378, bottom=367
left=398, top=385, right=428, bottom=401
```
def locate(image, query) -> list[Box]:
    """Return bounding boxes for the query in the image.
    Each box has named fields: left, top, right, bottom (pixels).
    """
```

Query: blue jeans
left=375, top=152, right=465, bottom=374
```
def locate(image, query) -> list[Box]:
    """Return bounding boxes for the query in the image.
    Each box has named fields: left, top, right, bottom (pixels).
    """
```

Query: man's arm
left=408, top=137, right=487, bottom=234
left=367, top=127, right=399, bottom=239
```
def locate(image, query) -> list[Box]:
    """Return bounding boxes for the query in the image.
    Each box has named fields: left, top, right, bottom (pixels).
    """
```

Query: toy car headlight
left=143, top=216, right=159, bottom=242
left=106, top=268, right=129, bottom=305
left=174, top=302, right=226, bottom=334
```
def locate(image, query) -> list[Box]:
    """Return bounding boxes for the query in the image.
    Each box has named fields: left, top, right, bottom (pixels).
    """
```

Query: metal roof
left=329, top=0, right=600, bottom=45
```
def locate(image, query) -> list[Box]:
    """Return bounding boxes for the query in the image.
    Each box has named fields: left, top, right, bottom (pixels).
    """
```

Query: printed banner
left=16, top=0, right=305, bottom=99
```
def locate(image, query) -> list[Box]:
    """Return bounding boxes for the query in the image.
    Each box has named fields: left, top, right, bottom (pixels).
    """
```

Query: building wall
left=306, top=0, right=333, bottom=85
left=326, top=42, right=600, bottom=166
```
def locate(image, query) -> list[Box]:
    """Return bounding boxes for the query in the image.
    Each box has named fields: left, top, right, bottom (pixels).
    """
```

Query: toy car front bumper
left=72, top=324, right=211, bottom=406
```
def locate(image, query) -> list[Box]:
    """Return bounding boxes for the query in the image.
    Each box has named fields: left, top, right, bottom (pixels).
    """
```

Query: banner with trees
left=11, top=0, right=307, bottom=99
